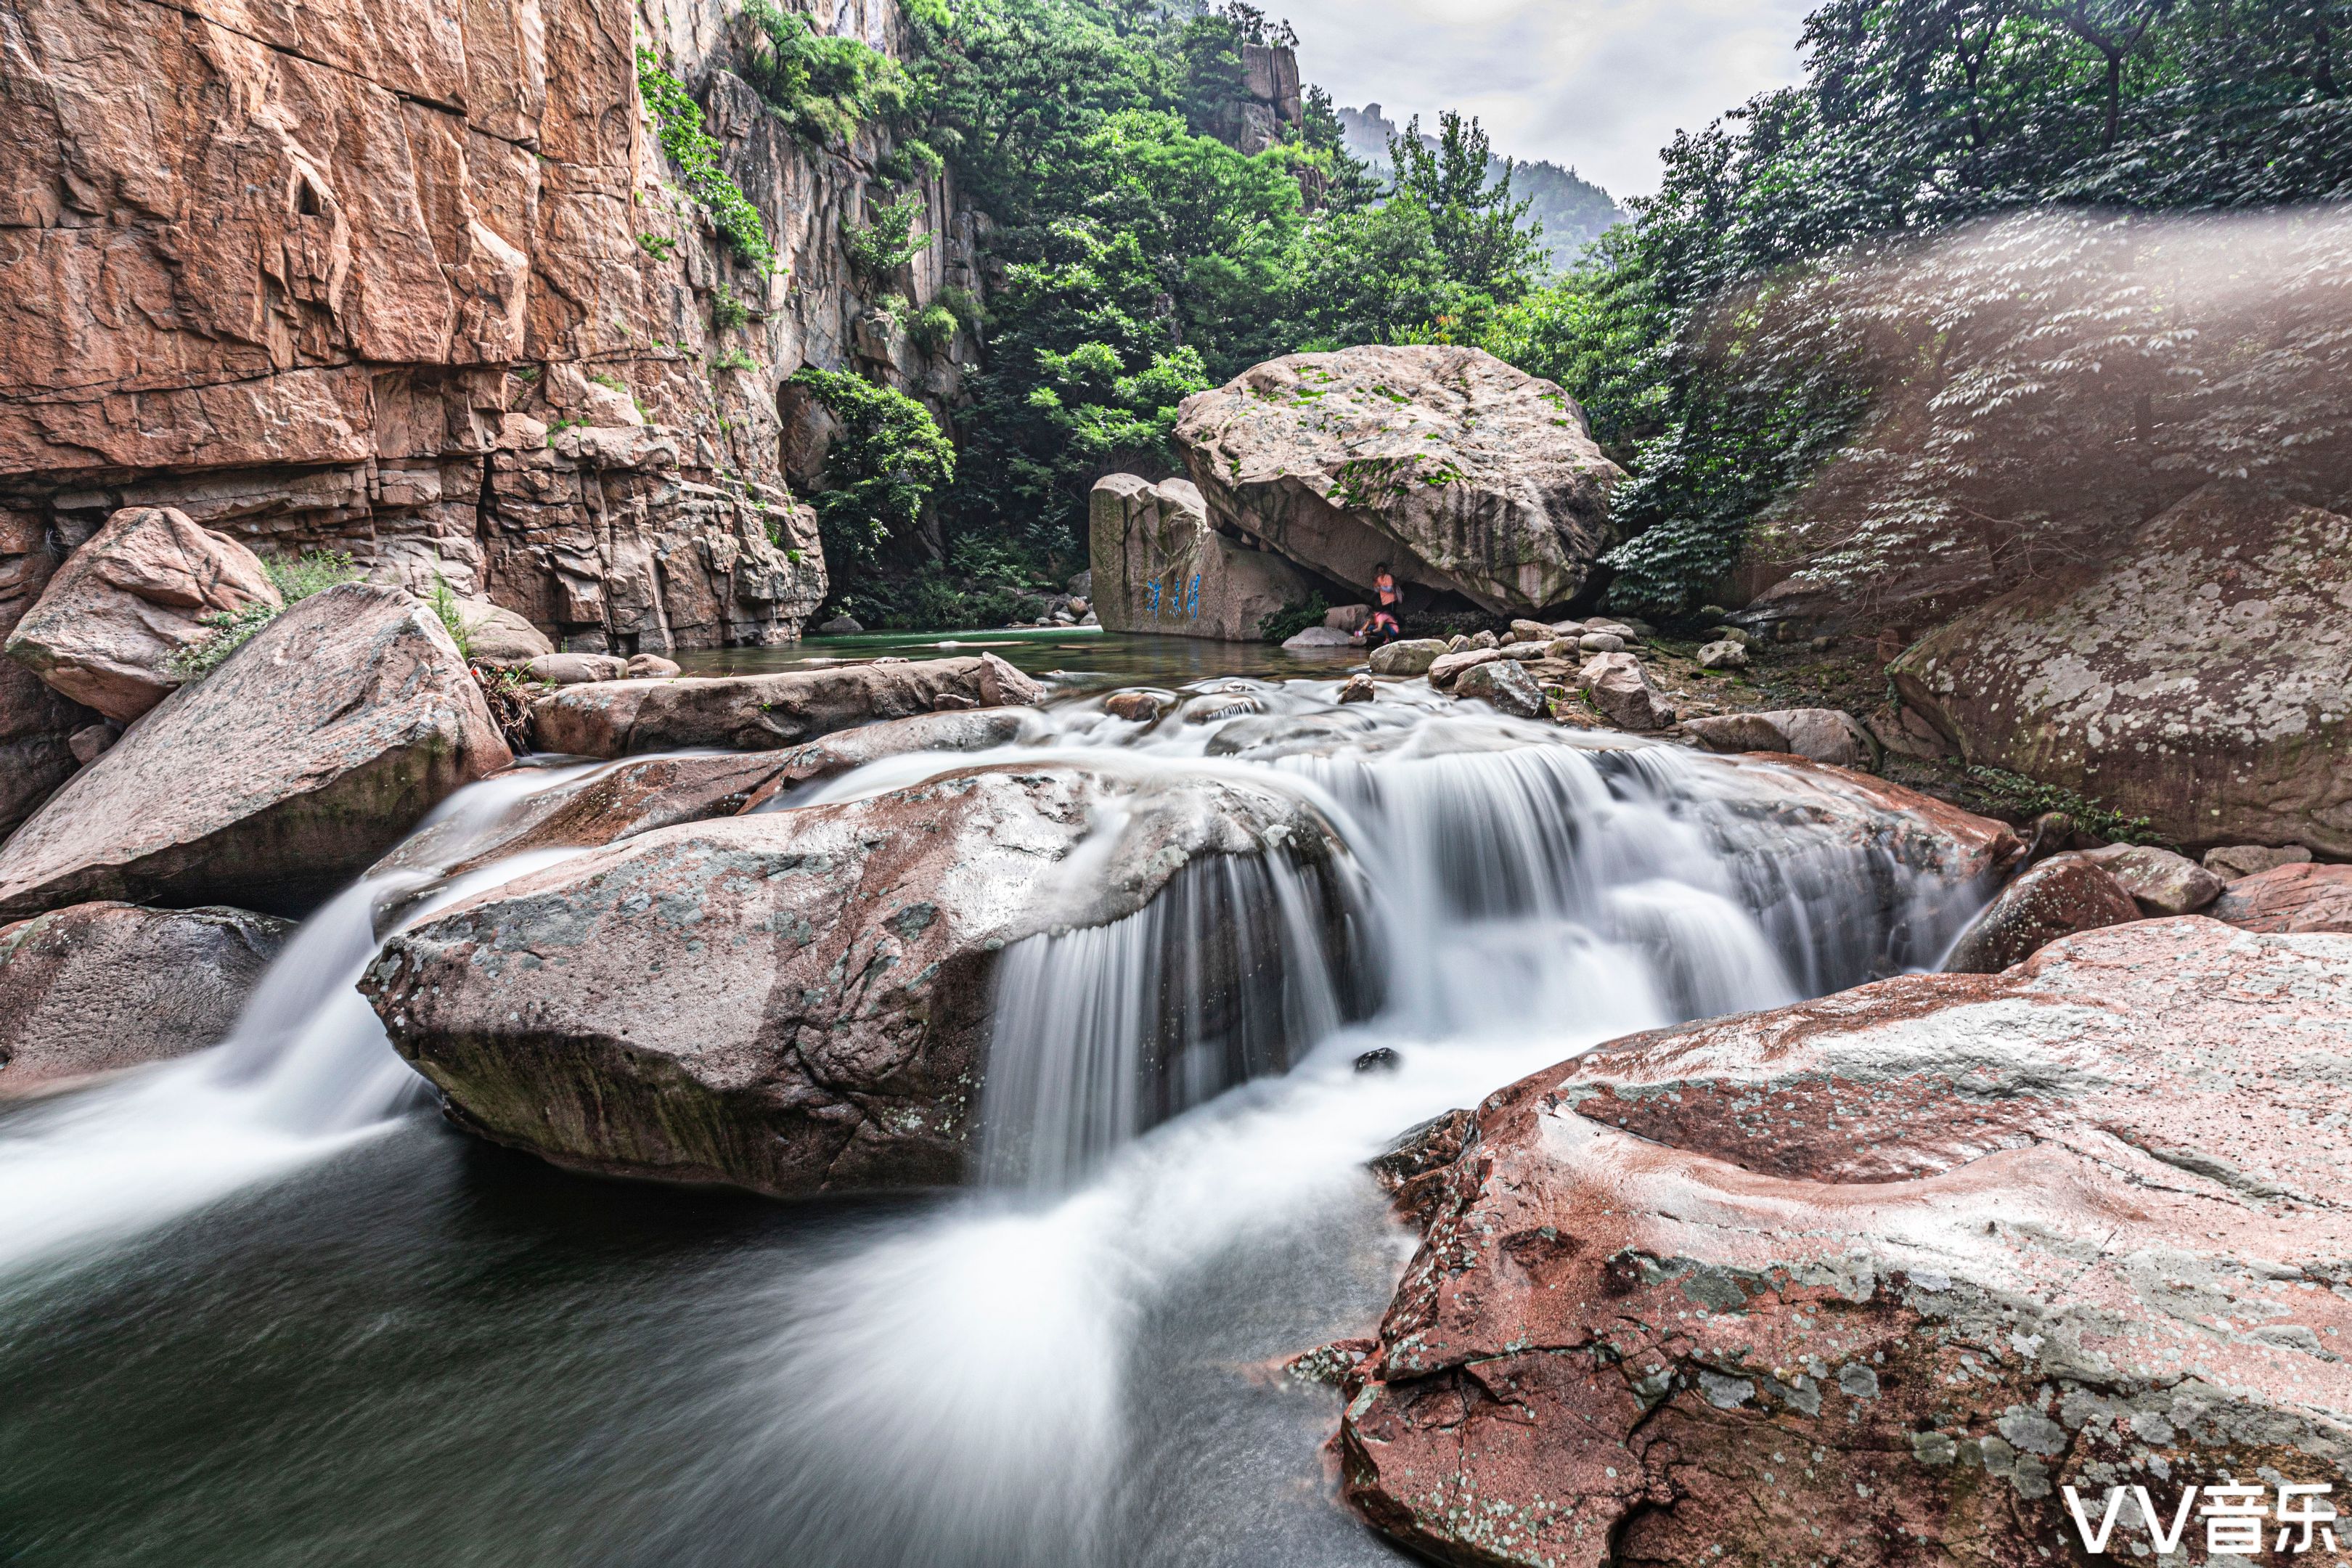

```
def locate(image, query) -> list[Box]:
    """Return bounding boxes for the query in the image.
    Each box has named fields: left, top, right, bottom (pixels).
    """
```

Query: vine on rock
left=635, top=45, right=774, bottom=271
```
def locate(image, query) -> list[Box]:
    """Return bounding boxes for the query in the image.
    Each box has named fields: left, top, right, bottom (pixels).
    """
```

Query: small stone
left=1336, top=674, right=1376, bottom=704
left=1427, top=648, right=1504, bottom=688
left=1509, top=619, right=1554, bottom=642
left=2205, top=844, right=2314, bottom=881
left=1445, top=634, right=1471, bottom=653
left=1067, top=597, right=1090, bottom=616
left=1368, top=639, right=1448, bottom=677
left=624, top=654, right=682, bottom=679
left=1696, top=640, right=1749, bottom=670
left=1282, top=626, right=1357, bottom=648
left=815, top=614, right=865, bottom=636
left=1455, top=658, right=1545, bottom=718
left=1468, top=629, right=1499, bottom=650
left=1577, top=632, right=1626, bottom=653
left=1354, top=1048, right=1400, bottom=1073
left=1696, top=604, right=1729, bottom=621
left=932, top=693, right=980, bottom=712
left=1104, top=690, right=1165, bottom=724
left=67, top=724, right=117, bottom=767
left=1706, top=625, right=1755, bottom=648
left=1810, top=634, right=1836, bottom=652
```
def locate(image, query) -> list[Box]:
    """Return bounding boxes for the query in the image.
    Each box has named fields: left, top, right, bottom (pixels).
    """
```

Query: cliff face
left=0, top=0, right=977, bottom=637
left=0, top=0, right=980, bottom=828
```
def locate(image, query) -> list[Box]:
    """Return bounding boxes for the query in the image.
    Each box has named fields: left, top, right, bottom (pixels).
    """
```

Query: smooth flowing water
left=0, top=655, right=1990, bottom=1568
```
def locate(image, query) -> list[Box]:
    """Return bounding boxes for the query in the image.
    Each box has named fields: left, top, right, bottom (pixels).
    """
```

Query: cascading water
left=0, top=665, right=2001, bottom=1568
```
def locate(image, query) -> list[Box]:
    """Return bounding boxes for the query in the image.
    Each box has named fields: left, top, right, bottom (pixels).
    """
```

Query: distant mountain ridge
left=1337, top=102, right=1624, bottom=269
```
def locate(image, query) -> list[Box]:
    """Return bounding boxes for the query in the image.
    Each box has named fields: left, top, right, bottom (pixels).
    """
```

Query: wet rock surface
left=1342, top=918, right=2352, bottom=1568
left=1892, top=486, right=2352, bottom=854
left=0, top=902, right=290, bottom=1096
left=4, top=506, right=278, bottom=722
left=2213, top=863, right=2352, bottom=934
left=527, top=655, right=1045, bottom=757
left=361, top=764, right=1348, bottom=1197
left=1174, top=345, right=1625, bottom=616
left=0, top=584, right=510, bottom=920
left=1940, top=851, right=2142, bottom=972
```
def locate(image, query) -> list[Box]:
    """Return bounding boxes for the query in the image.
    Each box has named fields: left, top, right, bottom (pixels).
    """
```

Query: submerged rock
left=4, top=505, right=278, bottom=722
left=0, top=584, right=510, bottom=920
left=1940, top=851, right=2141, bottom=972
left=1342, top=918, right=2352, bottom=1568
left=360, top=765, right=1351, bottom=1198
left=528, top=655, right=1045, bottom=757
left=1891, top=486, right=2352, bottom=854
left=1175, top=345, right=1625, bottom=616
left=0, top=902, right=290, bottom=1096
left=1090, top=474, right=1322, bottom=642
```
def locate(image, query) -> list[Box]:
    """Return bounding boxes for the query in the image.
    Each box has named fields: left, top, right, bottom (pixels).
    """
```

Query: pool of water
left=674, top=627, right=1364, bottom=687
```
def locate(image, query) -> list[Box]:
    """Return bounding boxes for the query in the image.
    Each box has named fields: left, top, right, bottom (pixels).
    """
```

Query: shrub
left=910, top=302, right=959, bottom=354
left=785, top=367, right=956, bottom=571
left=1257, top=592, right=1329, bottom=644
left=710, top=288, right=751, bottom=330
left=168, top=550, right=363, bottom=677
left=844, top=191, right=935, bottom=284
left=635, top=46, right=773, bottom=271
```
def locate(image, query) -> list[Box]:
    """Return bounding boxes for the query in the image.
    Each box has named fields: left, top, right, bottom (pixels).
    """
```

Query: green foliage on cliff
left=636, top=46, right=774, bottom=270
left=1457, top=0, right=2352, bottom=613
left=741, top=0, right=915, bottom=144
left=784, top=368, right=957, bottom=571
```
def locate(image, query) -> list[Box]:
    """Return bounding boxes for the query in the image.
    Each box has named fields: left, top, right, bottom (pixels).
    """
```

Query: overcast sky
left=1273, top=0, right=1818, bottom=200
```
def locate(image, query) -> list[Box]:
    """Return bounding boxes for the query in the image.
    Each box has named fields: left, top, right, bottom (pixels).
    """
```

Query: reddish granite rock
left=2213, top=863, right=2352, bottom=934
left=1342, top=918, right=2352, bottom=1568
left=529, top=655, right=1046, bottom=758
left=361, top=764, right=1352, bottom=1197
left=4, top=507, right=277, bottom=722
left=1940, top=850, right=2141, bottom=972
left=0, top=902, right=290, bottom=1096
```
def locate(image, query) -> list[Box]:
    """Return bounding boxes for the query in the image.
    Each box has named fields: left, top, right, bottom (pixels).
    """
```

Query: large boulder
left=1939, top=850, right=2144, bottom=972
left=0, top=902, right=291, bottom=1097
left=1342, top=918, right=2352, bottom=1568
left=0, top=584, right=511, bottom=920
left=1173, top=346, right=1625, bottom=616
left=1090, top=474, right=1324, bottom=641
left=0, top=510, right=96, bottom=838
left=4, top=506, right=278, bottom=723
left=2213, top=863, right=2352, bottom=934
left=1891, top=486, right=2352, bottom=855
left=529, top=655, right=1047, bottom=758
left=360, top=765, right=1352, bottom=1197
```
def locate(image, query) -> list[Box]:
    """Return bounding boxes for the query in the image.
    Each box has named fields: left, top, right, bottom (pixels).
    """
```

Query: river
left=0, top=632, right=1986, bottom=1567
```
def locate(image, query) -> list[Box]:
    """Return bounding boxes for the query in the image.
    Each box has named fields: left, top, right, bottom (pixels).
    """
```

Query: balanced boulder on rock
left=0, top=902, right=290, bottom=1097
left=1090, top=474, right=1323, bottom=641
left=4, top=505, right=277, bottom=722
left=1174, top=345, right=1625, bottom=616
left=1343, top=917, right=2352, bottom=1568
left=0, top=584, right=512, bottom=920
left=529, top=655, right=1046, bottom=757
left=361, top=765, right=1352, bottom=1197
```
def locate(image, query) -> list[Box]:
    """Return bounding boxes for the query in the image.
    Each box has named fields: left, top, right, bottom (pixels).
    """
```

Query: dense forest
left=789, top=0, right=2352, bottom=629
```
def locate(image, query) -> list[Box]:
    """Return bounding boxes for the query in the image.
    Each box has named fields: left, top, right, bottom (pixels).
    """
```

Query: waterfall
left=0, top=766, right=597, bottom=1279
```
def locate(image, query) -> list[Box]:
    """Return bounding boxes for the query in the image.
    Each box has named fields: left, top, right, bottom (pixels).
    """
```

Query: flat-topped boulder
left=0, top=584, right=511, bottom=920
left=0, top=902, right=291, bottom=1097
left=1342, top=918, right=2352, bottom=1568
left=1090, top=474, right=1323, bottom=641
left=1892, top=485, right=2352, bottom=855
left=361, top=764, right=1354, bottom=1197
left=4, top=505, right=278, bottom=722
left=1173, top=345, right=1625, bottom=616
left=2213, top=862, right=2352, bottom=934
left=528, top=654, right=1047, bottom=757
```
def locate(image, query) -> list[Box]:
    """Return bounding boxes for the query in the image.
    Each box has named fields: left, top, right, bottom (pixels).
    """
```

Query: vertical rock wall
left=0, top=0, right=982, bottom=826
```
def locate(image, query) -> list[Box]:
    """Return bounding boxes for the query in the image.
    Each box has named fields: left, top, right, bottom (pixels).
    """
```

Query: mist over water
left=0, top=673, right=1993, bottom=1566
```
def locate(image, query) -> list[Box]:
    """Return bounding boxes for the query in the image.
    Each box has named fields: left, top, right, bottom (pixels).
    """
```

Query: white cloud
left=1275, top=0, right=1816, bottom=198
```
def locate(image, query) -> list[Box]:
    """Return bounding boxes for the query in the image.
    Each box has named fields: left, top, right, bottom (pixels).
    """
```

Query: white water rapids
left=0, top=672, right=1991, bottom=1564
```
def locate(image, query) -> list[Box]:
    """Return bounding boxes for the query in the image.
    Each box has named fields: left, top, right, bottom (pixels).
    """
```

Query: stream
left=0, top=633, right=1988, bottom=1568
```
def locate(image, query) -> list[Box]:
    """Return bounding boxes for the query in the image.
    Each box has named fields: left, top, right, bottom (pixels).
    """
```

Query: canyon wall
left=0, top=0, right=982, bottom=828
